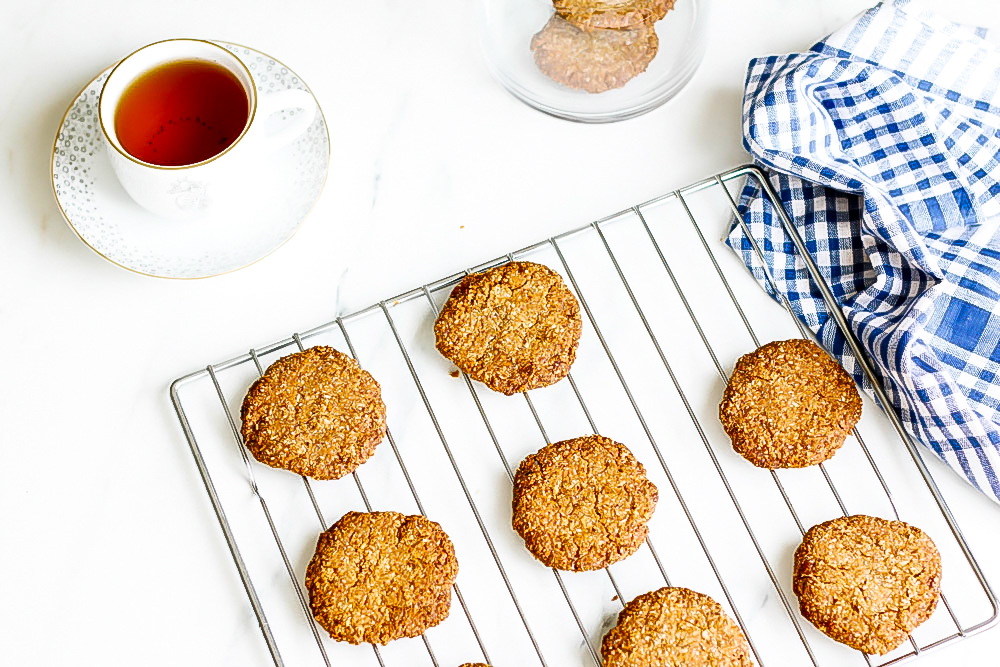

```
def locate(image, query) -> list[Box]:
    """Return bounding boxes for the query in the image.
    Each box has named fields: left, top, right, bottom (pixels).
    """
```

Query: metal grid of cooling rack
left=171, top=165, right=998, bottom=667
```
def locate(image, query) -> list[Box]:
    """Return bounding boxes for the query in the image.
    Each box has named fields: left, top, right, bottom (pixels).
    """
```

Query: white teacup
left=99, top=39, right=316, bottom=220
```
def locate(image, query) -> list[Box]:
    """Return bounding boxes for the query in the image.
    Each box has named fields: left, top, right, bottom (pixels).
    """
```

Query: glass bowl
left=477, top=0, right=707, bottom=122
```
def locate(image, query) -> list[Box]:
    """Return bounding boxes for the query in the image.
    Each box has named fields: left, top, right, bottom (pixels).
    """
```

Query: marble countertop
left=2, top=0, right=999, bottom=665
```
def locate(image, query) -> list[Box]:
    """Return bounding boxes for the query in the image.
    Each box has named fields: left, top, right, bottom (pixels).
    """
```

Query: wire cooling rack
left=171, top=165, right=998, bottom=667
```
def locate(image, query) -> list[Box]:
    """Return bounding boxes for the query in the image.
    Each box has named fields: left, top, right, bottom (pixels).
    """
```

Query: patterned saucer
left=51, top=42, right=330, bottom=279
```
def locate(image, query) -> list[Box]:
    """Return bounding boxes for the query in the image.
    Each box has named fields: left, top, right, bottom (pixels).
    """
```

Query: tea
left=114, top=59, right=249, bottom=166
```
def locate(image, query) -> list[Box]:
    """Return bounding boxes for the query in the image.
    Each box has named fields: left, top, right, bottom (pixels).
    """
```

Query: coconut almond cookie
left=512, top=435, right=658, bottom=571
left=793, top=515, right=942, bottom=655
left=434, top=261, right=582, bottom=395
left=530, top=15, right=659, bottom=94
left=240, top=346, right=386, bottom=480
left=305, top=511, right=459, bottom=645
left=719, top=338, right=862, bottom=469
left=553, top=0, right=676, bottom=31
left=601, top=587, right=754, bottom=667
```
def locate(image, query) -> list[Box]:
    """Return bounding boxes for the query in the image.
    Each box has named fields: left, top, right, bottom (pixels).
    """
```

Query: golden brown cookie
left=434, top=261, right=582, bottom=395
left=601, top=587, right=754, bottom=666
left=240, top=346, right=386, bottom=480
left=554, top=0, right=676, bottom=31
left=458, top=664, right=490, bottom=667
left=512, top=435, right=658, bottom=571
left=530, top=15, right=659, bottom=94
left=793, top=515, right=942, bottom=655
left=718, top=339, right=862, bottom=469
left=305, top=511, right=459, bottom=645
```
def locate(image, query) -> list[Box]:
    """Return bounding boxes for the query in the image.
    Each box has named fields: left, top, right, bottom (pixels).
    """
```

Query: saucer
left=51, top=41, right=330, bottom=279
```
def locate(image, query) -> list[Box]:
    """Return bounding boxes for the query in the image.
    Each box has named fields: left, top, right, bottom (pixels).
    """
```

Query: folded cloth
left=729, top=0, right=1000, bottom=502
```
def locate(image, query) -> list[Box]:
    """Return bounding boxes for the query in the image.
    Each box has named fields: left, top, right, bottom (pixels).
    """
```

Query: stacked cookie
left=236, top=260, right=941, bottom=663
left=531, top=0, right=677, bottom=93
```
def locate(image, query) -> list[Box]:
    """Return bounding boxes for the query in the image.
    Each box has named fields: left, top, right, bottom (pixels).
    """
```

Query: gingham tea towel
left=729, top=0, right=1000, bottom=502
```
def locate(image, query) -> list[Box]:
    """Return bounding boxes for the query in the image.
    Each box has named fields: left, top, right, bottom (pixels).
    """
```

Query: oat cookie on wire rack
left=240, top=346, right=387, bottom=480
left=602, top=586, right=754, bottom=666
left=512, top=435, right=658, bottom=571
left=793, top=515, right=942, bottom=655
left=719, top=338, right=862, bottom=469
left=305, top=511, right=459, bottom=645
left=434, top=261, right=582, bottom=395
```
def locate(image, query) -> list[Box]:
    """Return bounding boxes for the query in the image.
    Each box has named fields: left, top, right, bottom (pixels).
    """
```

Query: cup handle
left=248, top=89, right=317, bottom=153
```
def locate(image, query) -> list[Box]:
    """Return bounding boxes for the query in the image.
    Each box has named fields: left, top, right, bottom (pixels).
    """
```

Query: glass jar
left=478, top=0, right=707, bottom=122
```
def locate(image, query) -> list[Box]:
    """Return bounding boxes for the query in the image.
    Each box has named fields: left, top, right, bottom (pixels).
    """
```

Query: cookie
left=793, top=515, right=942, bottom=655
left=240, top=345, right=386, bottom=480
left=305, top=511, right=459, bottom=645
left=530, top=16, right=659, bottom=94
left=458, top=664, right=490, bottom=667
left=554, top=0, right=676, bottom=31
left=434, top=261, right=582, bottom=395
left=601, top=587, right=754, bottom=666
left=718, top=339, right=862, bottom=469
left=512, top=435, right=658, bottom=571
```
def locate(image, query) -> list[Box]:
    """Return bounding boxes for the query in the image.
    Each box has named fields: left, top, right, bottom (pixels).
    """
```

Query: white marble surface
left=2, top=0, right=1000, bottom=665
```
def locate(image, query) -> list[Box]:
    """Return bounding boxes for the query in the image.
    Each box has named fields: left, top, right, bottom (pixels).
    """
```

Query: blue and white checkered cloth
left=729, top=0, right=1000, bottom=502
